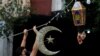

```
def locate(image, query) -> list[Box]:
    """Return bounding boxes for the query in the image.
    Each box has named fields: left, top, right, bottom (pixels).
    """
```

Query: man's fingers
left=23, top=29, right=28, bottom=36
left=32, top=26, right=38, bottom=33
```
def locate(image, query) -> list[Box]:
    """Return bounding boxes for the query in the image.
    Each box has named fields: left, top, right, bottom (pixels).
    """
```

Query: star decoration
left=46, top=35, right=55, bottom=44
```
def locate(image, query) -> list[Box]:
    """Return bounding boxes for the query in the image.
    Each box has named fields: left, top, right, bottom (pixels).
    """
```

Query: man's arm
left=20, top=29, right=28, bottom=56
left=21, top=29, right=28, bottom=47
left=30, top=26, right=39, bottom=56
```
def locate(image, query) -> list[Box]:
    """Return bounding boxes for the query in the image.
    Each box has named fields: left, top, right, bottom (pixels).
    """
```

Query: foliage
left=0, top=0, right=30, bottom=29
left=88, top=0, right=100, bottom=32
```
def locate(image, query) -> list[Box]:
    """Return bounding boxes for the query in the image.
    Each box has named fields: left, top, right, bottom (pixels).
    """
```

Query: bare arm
left=30, top=26, right=39, bottom=56
left=21, top=29, right=28, bottom=47
left=20, top=29, right=28, bottom=56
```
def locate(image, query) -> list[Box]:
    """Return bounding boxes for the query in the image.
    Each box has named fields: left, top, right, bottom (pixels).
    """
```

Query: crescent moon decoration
left=36, top=26, right=62, bottom=55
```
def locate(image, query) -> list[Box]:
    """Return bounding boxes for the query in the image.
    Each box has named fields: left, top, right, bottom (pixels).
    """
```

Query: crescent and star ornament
left=36, top=26, right=62, bottom=55
left=46, top=35, right=54, bottom=44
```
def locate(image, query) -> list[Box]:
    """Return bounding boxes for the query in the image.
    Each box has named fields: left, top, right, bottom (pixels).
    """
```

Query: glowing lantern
left=71, top=1, right=86, bottom=26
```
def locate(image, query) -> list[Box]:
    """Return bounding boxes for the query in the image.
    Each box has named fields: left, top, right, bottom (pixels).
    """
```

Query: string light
left=87, top=29, right=91, bottom=34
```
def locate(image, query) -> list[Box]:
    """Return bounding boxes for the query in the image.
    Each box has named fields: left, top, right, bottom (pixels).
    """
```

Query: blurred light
left=86, top=0, right=91, bottom=4
left=67, top=9, right=70, bottom=12
left=87, top=29, right=91, bottom=33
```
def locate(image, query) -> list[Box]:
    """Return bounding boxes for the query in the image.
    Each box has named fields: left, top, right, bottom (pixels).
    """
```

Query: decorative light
left=87, top=29, right=91, bottom=34
left=86, top=0, right=91, bottom=4
left=71, top=1, right=86, bottom=26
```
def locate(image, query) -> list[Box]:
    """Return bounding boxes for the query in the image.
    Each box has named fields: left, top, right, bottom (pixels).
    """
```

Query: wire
left=11, top=0, right=74, bottom=37
left=12, top=13, right=60, bottom=37
left=66, top=0, right=74, bottom=8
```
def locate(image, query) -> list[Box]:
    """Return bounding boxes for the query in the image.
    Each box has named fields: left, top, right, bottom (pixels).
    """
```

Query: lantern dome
left=72, top=1, right=86, bottom=10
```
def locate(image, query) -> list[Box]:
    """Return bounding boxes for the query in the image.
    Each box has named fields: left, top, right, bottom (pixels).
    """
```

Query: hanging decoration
left=77, top=31, right=86, bottom=45
left=20, top=26, right=62, bottom=56
left=71, top=1, right=86, bottom=26
left=16, top=13, right=60, bottom=56
left=36, top=26, right=62, bottom=55
left=71, top=1, right=86, bottom=45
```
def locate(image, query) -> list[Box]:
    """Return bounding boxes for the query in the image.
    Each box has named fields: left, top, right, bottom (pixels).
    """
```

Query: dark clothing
left=16, top=47, right=30, bottom=56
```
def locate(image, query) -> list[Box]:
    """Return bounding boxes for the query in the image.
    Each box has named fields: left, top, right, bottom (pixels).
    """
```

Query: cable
left=11, top=0, right=75, bottom=37
left=66, top=0, right=74, bottom=8
left=12, top=13, right=60, bottom=37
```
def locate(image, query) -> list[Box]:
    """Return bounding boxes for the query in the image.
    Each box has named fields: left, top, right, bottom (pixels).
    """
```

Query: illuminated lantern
left=71, top=1, right=86, bottom=26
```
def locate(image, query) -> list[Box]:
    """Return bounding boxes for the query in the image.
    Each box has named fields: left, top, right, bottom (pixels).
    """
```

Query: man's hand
left=23, top=29, right=28, bottom=37
left=21, top=29, right=28, bottom=47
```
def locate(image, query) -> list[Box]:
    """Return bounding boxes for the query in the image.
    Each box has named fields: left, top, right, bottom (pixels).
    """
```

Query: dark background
left=13, top=0, right=99, bottom=56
